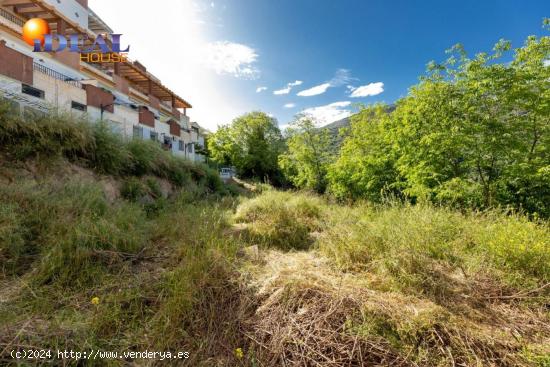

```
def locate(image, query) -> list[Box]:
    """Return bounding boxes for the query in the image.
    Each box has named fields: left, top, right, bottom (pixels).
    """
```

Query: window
left=179, top=140, right=184, bottom=151
left=150, top=131, right=158, bottom=142
left=71, top=101, right=87, bottom=112
left=133, top=125, right=143, bottom=139
left=22, top=84, right=45, bottom=99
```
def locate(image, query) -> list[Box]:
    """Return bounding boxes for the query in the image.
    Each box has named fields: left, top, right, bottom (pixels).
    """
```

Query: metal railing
left=33, top=63, right=82, bottom=88
left=0, top=8, right=25, bottom=27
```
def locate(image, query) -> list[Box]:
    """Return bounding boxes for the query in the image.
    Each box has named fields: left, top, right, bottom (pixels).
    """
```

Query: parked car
left=219, top=167, right=235, bottom=181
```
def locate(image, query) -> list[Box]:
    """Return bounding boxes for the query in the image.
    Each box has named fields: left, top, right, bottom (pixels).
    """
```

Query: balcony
left=0, top=41, right=33, bottom=85
left=0, top=7, right=24, bottom=32
left=33, top=63, right=82, bottom=88
left=168, top=120, right=181, bottom=137
left=181, top=114, right=190, bottom=127
left=172, top=107, right=181, bottom=120
left=84, top=84, right=114, bottom=112
left=138, top=106, right=155, bottom=128
left=129, top=85, right=149, bottom=103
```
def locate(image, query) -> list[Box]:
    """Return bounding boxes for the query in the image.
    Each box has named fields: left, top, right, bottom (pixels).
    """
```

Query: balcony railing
left=0, top=8, right=25, bottom=27
left=33, top=63, right=82, bottom=88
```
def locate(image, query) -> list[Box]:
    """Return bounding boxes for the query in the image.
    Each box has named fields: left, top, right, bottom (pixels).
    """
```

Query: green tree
left=208, top=111, right=284, bottom=183
left=278, top=117, right=333, bottom=193
left=390, top=29, right=549, bottom=211
left=327, top=104, right=401, bottom=201
left=327, top=20, right=549, bottom=216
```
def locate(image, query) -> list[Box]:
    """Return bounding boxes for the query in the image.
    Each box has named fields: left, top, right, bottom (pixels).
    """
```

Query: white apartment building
left=0, top=0, right=205, bottom=161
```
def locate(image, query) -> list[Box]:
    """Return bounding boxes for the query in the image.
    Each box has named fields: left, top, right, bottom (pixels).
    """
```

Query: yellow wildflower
left=91, top=297, right=100, bottom=305
left=234, top=348, right=244, bottom=359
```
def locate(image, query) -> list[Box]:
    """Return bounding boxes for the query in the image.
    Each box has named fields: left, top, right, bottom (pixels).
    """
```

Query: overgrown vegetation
left=0, top=105, right=224, bottom=192
left=237, top=190, right=550, bottom=366
left=1, top=19, right=549, bottom=367
left=0, top=105, right=251, bottom=365
left=234, top=190, right=323, bottom=250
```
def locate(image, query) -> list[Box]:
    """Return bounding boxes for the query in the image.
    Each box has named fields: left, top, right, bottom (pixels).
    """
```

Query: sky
left=89, top=0, right=549, bottom=131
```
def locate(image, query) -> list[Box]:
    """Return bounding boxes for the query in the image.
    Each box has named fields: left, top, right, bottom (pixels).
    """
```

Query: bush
left=90, top=122, right=131, bottom=174
left=0, top=102, right=227, bottom=195
left=234, top=191, right=324, bottom=250
left=120, top=177, right=146, bottom=202
left=0, top=104, right=93, bottom=160
left=125, top=139, right=165, bottom=176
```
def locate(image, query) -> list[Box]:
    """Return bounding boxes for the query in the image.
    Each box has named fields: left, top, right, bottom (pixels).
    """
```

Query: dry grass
left=240, top=248, right=550, bottom=366
left=234, top=191, right=324, bottom=250
left=235, top=191, right=550, bottom=367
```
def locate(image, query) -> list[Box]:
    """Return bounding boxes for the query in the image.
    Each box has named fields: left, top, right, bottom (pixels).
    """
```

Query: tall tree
left=278, top=117, right=333, bottom=193
left=328, top=104, right=400, bottom=201
left=327, top=20, right=549, bottom=215
left=208, top=112, right=284, bottom=183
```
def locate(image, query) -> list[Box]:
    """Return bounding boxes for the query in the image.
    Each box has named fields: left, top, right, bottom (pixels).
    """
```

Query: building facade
left=0, top=0, right=204, bottom=161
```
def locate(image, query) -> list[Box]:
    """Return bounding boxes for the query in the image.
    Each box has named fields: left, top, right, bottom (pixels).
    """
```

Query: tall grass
left=234, top=190, right=549, bottom=293
left=0, top=103, right=223, bottom=191
left=0, top=173, right=245, bottom=364
left=234, top=190, right=324, bottom=250
left=235, top=191, right=550, bottom=366
left=319, top=203, right=549, bottom=293
left=0, top=104, right=251, bottom=364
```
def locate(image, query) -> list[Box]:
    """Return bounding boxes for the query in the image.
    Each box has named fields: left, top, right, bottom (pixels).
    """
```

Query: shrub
left=234, top=191, right=324, bottom=250
left=120, top=177, right=146, bottom=202
left=90, top=122, right=131, bottom=174
left=0, top=103, right=227, bottom=195
left=0, top=104, right=93, bottom=160
left=125, top=139, right=164, bottom=176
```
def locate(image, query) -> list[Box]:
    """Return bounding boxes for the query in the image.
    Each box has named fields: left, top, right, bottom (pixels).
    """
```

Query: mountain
left=323, top=116, right=352, bottom=133
left=322, top=116, right=353, bottom=154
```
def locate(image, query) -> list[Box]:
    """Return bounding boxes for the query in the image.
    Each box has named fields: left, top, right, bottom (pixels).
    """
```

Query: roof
left=0, top=0, right=191, bottom=109
left=87, top=8, right=113, bottom=35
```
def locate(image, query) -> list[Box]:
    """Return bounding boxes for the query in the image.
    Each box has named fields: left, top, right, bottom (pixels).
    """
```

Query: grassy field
left=236, top=191, right=549, bottom=366
left=0, top=108, right=549, bottom=366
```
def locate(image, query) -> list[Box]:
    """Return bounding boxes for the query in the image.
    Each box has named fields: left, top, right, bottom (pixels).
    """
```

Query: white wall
left=33, top=72, right=86, bottom=110
left=154, top=120, right=170, bottom=137
left=43, top=0, right=88, bottom=29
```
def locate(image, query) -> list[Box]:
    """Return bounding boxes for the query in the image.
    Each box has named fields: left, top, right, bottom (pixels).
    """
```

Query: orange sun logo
left=22, top=18, right=50, bottom=47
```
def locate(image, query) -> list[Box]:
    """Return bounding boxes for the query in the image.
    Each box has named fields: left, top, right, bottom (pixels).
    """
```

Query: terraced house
left=0, top=0, right=205, bottom=162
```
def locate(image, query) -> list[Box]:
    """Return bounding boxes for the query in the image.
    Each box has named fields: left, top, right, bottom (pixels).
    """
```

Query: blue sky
left=90, top=0, right=549, bottom=130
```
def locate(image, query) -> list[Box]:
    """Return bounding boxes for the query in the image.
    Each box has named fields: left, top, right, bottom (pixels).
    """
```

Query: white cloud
left=274, top=87, right=291, bottom=95
left=297, top=82, right=331, bottom=97
left=349, top=82, right=384, bottom=97
left=273, top=80, right=303, bottom=95
left=256, top=86, right=267, bottom=93
left=89, top=0, right=256, bottom=131
left=301, top=101, right=352, bottom=126
left=297, top=69, right=355, bottom=97
left=284, top=103, right=296, bottom=108
left=202, top=41, right=259, bottom=79
left=329, top=69, right=354, bottom=87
